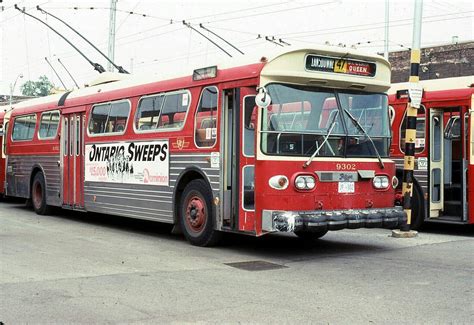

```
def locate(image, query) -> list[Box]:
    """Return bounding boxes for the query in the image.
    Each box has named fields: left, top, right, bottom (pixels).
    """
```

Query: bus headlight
left=269, top=175, right=289, bottom=190
left=373, top=175, right=390, bottom=189
left=295, top=175, right=316, bottom=190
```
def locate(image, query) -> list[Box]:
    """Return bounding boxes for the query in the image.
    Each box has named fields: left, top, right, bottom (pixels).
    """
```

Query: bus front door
left=61, top=113, right=85, bottom=209
left=469, top=106, right=474, bottom=221
left=222, top=87, right=257, bottom=232
left=429, top=109, right=444, bottom=217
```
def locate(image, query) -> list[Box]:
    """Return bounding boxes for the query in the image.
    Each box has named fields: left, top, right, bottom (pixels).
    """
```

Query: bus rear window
left=88, top=100, right=130, bottom=135
left=38, top=111, right=60, bottom=139
left=12, top=114, right=37, bottom=141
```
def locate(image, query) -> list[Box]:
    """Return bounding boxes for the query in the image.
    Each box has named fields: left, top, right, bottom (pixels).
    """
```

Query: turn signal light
left=392, top=176, right=399, bottom=189
left=269, top=175, right=289, bottom=190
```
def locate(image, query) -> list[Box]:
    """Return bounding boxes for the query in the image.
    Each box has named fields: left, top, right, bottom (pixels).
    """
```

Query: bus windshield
left=261, top=83, right=390, bottom=158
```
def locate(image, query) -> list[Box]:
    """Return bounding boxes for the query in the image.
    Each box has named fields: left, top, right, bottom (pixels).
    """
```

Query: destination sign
left=305, top=55, right=376, bottom=77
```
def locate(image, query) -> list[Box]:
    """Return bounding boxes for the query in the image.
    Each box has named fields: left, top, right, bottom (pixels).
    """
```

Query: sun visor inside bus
left=58, top=91, right=72, bottom=107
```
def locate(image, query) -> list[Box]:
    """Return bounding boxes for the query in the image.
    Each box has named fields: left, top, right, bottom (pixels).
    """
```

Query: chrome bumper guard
left=262, top=207, right=406, bottom=233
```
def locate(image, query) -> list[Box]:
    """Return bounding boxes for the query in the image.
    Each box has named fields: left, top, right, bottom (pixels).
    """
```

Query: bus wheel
left=31, top=172, right=51, bottom=215
left=180, top=179, right=222, bottom=246
left=294, top=230, right=328, bottom=241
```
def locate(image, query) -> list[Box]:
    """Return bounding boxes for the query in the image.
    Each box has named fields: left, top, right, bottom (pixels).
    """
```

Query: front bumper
left=262, top=207, right=406, bottom=233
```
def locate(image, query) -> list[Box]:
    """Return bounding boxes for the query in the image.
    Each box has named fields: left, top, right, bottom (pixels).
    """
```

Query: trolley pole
left=396, top=0, right=423, bottom=236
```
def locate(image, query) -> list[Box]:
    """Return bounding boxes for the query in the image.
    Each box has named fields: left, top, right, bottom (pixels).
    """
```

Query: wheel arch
left=172, top=166, right=213, bottom=225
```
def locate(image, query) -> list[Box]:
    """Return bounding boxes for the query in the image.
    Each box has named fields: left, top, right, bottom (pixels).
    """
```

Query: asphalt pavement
left=0, top=199, right=472, bottom=324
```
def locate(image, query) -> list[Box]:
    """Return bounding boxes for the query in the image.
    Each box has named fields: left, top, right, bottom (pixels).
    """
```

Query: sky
left=0, top=0, right=473, bottom=96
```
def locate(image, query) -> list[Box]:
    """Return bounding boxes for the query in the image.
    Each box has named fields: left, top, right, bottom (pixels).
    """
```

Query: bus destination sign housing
left=305, top=54, right=376, bottom=77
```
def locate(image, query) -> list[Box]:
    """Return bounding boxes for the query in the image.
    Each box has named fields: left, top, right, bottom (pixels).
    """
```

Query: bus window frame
left=133, top=89, right=191, bottom=134
left=242, top=94, right=257, bottom=158
left=11, top=113, right=37, bottom=142
left=37, top=110, right=60, bottom=140
left=2, top=122, right=7, bottom=157
left=398, top=104, right=426, bottom=155
left=194, top=86, right=219, bottom=149
left=87, top=99, right=131, bottom=137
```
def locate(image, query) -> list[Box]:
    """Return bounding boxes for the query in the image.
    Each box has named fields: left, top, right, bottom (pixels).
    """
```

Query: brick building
left=389, top=41, right=473, bottom=83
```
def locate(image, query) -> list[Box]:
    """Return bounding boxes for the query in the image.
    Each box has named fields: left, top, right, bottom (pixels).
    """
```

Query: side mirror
left=255, top=87, right=271, bottom=109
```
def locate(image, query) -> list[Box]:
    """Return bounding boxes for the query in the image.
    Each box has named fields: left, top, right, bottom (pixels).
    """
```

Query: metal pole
left=384, top=0, right=389, bottom=60
left=107, top=0, right=118, bottom=72
left=401, top=0, right=423, bottom=231
left=9, top=73, right=23, bottom=107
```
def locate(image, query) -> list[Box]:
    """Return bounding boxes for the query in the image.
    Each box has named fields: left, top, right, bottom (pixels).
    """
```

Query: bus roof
left=10, top=45, right=391, bottom=115
left=388, top=76, right=474, bottom=94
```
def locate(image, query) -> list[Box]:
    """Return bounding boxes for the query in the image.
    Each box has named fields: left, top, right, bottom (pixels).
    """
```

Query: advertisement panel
left=85, top=140, right=169, bottom=186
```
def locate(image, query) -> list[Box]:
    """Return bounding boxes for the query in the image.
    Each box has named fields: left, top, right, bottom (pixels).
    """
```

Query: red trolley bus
left=389, top=76, right=474, bottom=228
left=4, top=47, right=405, bottom=245
left=0, top=109, right=6, bottom=197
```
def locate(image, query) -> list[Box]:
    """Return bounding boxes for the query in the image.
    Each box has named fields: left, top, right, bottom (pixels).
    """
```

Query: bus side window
left=12, top=114, right=37, bottom=141
left=135, top=95, right=164, bottom=131
left=399, top=105, right=426, bottom=153
left=38, top=111, right=60, bottom=139
left=88, top=101, right=130, bottom=135
left=158, top=91, right=189, bottom=129
left=195, top=86, right=218, bottom=148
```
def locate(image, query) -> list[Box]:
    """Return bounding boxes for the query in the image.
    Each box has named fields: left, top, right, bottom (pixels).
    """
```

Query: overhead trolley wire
left=203, top=1, right=337, bottom=24
left=275, top=10, right=474, bottom=37
left=39, top=5, right=171, bottom=22
left=185, top=0, right=295, bottom=22
left=282, top=13, right=474, bottom=41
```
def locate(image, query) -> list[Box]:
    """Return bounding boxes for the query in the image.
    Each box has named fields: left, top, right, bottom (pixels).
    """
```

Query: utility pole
left=394, top=0, right=423, bottom=238
left=384, top=0, right=389, bottom=60
left=107, top=0, right=118, bottom=72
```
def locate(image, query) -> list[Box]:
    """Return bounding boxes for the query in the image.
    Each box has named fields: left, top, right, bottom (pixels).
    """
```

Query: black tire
left=294, top=230, right=328, bottom=241
left=31, top=172, right=51, bottom=215
left=179, top=179, right=222, bottom=246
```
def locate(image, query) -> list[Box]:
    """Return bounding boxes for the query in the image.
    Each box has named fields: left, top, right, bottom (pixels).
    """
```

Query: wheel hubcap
left=33, top=182, right=42, bottom=209
left=185, top=196, right=206, bottom=233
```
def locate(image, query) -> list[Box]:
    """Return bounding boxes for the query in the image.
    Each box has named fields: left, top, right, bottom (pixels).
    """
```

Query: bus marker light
left=392, top=176, right=399, bottom=189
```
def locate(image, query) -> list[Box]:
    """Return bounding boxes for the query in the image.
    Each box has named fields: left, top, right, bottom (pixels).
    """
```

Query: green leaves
left=20, top=75, right=54, bottom=97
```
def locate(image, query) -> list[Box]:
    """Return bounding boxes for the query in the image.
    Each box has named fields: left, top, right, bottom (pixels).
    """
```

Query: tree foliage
left=20, top=75, right=54, bottom=97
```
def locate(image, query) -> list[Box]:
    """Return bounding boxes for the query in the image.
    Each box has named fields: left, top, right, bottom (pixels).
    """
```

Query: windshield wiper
left=303, top=111, right=339, bottom=168
left=343, top=108, right=385, bottom=169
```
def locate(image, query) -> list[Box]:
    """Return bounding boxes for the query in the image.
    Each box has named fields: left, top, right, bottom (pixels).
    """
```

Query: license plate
left=338, top=182, right=355, bottom=193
